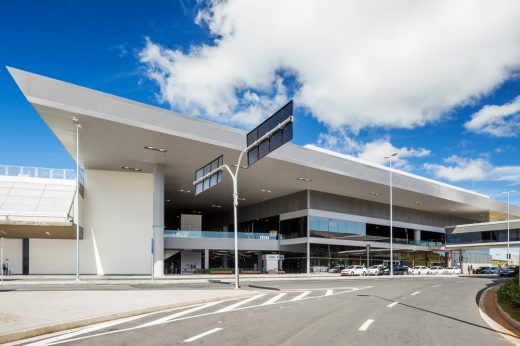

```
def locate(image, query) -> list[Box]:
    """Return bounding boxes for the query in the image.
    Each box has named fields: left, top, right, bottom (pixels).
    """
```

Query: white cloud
left=314, top=129, right=429, bottom=169
left=139, top=0, right=520, bottom=130
left=464, top=95, right=520, bottom=137
left=424, top=155, right=520, bottom=184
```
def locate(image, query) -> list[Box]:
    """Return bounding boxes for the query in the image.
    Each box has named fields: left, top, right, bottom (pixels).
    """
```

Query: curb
left=494, top=286, right=520, bottom=334
left=479, top=284, right=520, bottom=345
left=0, top=291, right=256, bottom=344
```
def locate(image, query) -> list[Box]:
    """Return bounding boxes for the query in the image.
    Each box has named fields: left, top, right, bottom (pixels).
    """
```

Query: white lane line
left=184, top=328, right=223, bottom=343
left=262, top=293, right=287, bottom=305
left=411, top=291, right=421, bottom=296
left=358, top=319, right=375, bottom=331
left=325, top=289, right=333, bottom=296
left=291, top=291, right=311, bottom=301
left=387, top=302, right=398, bottom=308
left=27, top=314, right=147, bottom=346
left=432, top=284, right=442, bottom=287
left=140, top=301, right=223, bottom=327
left=216, top=294, right=266, bottom=313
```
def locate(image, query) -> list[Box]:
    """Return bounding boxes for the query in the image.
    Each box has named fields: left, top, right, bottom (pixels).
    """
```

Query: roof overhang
left=7, top=66, right=520, bottom=221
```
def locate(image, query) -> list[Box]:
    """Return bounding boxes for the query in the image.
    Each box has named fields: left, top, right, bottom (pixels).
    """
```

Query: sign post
left=193, top=101, right=294, bottom=289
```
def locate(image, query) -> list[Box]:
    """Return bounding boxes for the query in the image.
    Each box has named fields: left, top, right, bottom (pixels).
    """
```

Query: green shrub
left=498, top=276, right=520, bottom=306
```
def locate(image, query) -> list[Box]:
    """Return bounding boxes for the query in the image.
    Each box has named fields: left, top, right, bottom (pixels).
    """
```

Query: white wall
left=30, top=239, right=76, bottom=274
left=2, top=238, right=22, bottom=274
left=29, top=170, right=153, bottom=275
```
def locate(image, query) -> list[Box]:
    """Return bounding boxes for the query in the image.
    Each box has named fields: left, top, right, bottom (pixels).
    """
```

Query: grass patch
left=497, top=294, right=520, bottom=322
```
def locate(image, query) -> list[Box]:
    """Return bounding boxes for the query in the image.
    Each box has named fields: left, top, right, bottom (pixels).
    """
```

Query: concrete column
left=204, top=249, right=209, bottom=270
left=414, top=230, right=421, bottom=243
left=257, top=252, right=263, bottom=271
left=306, top=242, right=310, bottom=274
left=460, top=250, right=464, bottom=274
left=223, top=254, right=228, bottom=268
left=153, top=164, right=165, bottom=277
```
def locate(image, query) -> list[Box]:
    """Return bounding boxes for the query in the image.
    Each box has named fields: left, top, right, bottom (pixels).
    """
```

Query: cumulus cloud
left=424, top=155, right=520, bottom=184
left=464, top=95, right=520, bottom=137
left=314, top=129, right=430, bottom=169
left=139, top=0, right=520, bottom=130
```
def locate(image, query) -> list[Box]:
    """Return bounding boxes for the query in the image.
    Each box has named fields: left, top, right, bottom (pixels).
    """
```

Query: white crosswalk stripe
left=140, top=301, right=223, bottom=328
left=216, top=294, right=266, bottom=313
left=291, top=291, right=311, bottom=301
left=262, top=293, right=287, bottom=305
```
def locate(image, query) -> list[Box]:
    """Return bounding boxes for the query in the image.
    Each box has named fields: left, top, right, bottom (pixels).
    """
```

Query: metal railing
left=164, top=230, right=282, bottom=240
left=0, top=164, right=83, bottom=183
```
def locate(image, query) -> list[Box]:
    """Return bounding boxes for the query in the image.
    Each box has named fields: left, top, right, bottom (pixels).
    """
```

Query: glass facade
left=447, top=229, right=520, bottom=245
left=309, top=216, right=365, bottom=239
left=280, top=216, right=307, bottom=238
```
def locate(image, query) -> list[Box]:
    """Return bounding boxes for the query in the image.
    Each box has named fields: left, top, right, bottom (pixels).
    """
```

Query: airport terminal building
left=2, top=67, right=520, bottom=276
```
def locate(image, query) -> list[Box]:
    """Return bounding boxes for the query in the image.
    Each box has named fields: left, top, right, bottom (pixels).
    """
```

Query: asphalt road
left=18, top=277, right=517, bottom=346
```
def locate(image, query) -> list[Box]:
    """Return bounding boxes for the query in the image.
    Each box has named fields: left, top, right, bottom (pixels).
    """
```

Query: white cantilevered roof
left=7, top=66, right=520, bottom=220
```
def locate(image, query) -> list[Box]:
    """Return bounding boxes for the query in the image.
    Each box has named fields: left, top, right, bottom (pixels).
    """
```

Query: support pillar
left=414, top=230, right=421, bottom=244
left=204, top=249, right=209, bottom=270
left=257, top=252, right=263, bottom=271
left=152, top=164, right=165, bottom=278
left=306, top=241, right=310, bottom=274
left=223, top=254, right=228, bottom=268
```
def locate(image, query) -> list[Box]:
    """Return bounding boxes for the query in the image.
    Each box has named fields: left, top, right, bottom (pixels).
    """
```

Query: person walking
left=2, top=258, right=9, bottom=276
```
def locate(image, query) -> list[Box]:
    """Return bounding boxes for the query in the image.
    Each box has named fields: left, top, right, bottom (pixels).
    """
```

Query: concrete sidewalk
left=0, top=289, right=255, bottom=344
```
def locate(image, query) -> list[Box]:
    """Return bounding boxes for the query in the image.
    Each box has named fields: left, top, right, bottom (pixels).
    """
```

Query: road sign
left=194, top=155, right=224, bottom=195
left=246, top=100, right=293, bottom=166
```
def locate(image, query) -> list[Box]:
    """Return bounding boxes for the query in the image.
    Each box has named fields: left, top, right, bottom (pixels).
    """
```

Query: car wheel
left=363, top=271, right=367, bottom=276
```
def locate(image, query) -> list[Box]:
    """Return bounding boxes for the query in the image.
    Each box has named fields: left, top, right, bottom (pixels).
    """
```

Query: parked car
left=429, top=266, right=444, bottom=275
left=410, top=266, right=430, bottom=275
left=382, top=264, right=409, bottom=275
left=499, top=265, right=519, bottom=277
left=368, top=265, right=384, bottom=276
left=475, top=266, right=489, bottom=274
left=443, top=266, right=461, bottom=275
left=480, top=266, right=500, bottom=274
left=341, top=265, right=368, bottom=276
left=328, top=264, right=346, bottom=273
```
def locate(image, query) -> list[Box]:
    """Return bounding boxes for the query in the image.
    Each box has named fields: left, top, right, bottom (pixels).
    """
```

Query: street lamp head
left=384, top=152, right=399, bottom=159
left=502, top=190, right=516, bottom=194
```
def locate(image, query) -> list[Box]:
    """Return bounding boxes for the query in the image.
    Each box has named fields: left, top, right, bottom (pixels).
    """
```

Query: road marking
left=27, top=314, right=148, bottom=346
left=216, top=294, right=266, bottom=313
left=387, top=302, right=398, bottom=308
left=432, top=284, right=442, bottom=287
left=411, top=291, right=420, bottom=295
left=325, top=289, right=333, bottom=296
left=41, top=287, right=373, bottom=345
left=184, top=328, right=223, bottom=343
left=291, top=291, right=311, bottom=301
left=140, top=301, right=223, bottom=327
left=358, top=319, right=374, bottom=331
left=263, top=293, right=287, bottom=305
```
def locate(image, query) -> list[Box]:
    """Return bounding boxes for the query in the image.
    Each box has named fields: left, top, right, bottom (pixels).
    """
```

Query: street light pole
left=72, top=117, right=81, bottom=282
left=502, top=190, right=515, bottom=266
left=384, top=152, right=398, bottom=276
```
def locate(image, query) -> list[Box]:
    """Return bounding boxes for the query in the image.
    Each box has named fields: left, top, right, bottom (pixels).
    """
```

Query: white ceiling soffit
left=6, top=66, right=519, bottom=219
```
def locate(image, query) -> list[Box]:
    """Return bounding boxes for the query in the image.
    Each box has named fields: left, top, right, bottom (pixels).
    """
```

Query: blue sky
left=1, top=1, right=520, bottom=206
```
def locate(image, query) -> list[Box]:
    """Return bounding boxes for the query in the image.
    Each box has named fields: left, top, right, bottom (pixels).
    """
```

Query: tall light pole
left=73, top=117, right=81, bottom=281
left=502, top=190, right=515, bottom=266
left=384, top=152, right=398, bottom=276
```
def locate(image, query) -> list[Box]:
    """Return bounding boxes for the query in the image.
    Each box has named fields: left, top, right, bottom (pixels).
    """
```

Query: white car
left=429, top=266, right=445, bottom=275
left=368, top=265, right=383, bottom=276
left=410, top=266, right=430, bottom=275
left=341, top=265, right=368, bottom=276
left=443, top=266, right=461, bottom=275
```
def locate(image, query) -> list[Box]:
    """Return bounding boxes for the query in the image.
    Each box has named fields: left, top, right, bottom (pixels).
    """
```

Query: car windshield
left=345, top=266, right=354, bottom=269
left=369, top=265, right=379, bottom=269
